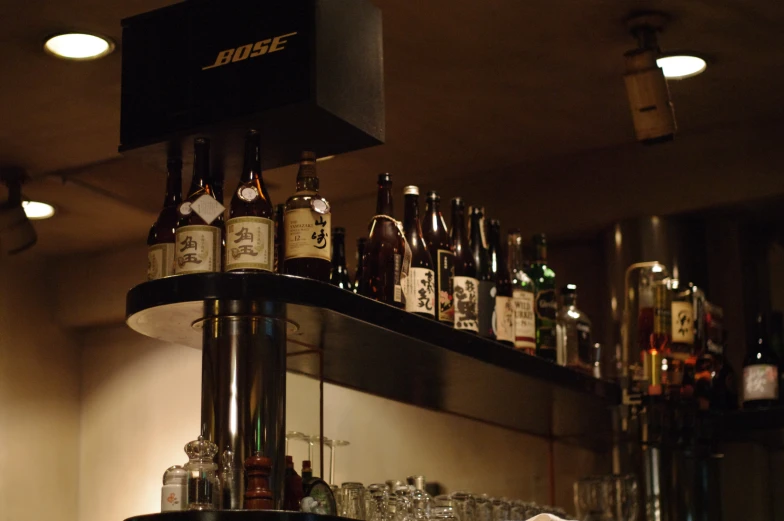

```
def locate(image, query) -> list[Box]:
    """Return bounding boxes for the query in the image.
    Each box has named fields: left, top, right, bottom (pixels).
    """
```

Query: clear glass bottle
left=161, top=465, right=187, bottom=512
left=556, top=284, right=593, bottom=373
left=184, top=436, right=220, bottom=511
left=508, top=230, right=535, bottom=354
left=220, top=447, right=242, bottom=509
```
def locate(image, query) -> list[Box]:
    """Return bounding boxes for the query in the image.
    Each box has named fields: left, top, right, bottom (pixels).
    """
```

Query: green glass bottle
left=527, top=233, right=557, bottom=361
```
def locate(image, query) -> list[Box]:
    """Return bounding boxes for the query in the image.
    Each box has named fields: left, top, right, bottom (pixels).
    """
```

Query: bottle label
left=671, top=301, right=695, bottom=344
left=493, top=295, right=514, bottom=343
left=190, top=194, right=226, bottom=225
left=405, top=267, right=436, bottom=315
left=285, top=208, right=331, bottom=261
left=743, top=364, right=779, bottom=402
left=512, top=289, right=536, bottom=350
left=161, top=484, right=185, bottom=512
left=175, top=225, right=222, bottom=274
left=436, top=249, right=455, bottom=322
left=453, top=276, right=479, bottom=332
left=393, top=253, right=403, bottom=303
left=535, top=289, right=558, bottom=354
left=477, top=280, right=495, bottom=337
left=147, top=243, right=175, bottom=280
left=224, top=216, right=274, bottom=271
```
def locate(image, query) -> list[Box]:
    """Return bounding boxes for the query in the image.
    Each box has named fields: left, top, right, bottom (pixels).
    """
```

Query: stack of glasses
left=332, top=477, right=570, bottom=521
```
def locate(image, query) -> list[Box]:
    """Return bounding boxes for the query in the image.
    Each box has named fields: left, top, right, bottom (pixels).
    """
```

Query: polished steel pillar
left=200, top=299, right=287, bottom=509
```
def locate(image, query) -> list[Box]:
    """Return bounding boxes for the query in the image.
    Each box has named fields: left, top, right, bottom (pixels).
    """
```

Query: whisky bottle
left=422, top=191, right=454, bottom=324
left=329, top=227, right=353, bottom=290
left=353, top=237, right=366, bottom=294
left=671, top=282, right=696, bottom=360
left=274, top=203, right=285, bottom=273
left=402, top=186, right=435, bottom=318
left=451, top=198, right=478, bottom=333
left=488, top=220, right=513, bottom=346
left=284, top=152, right=332, bottom=281
left=360, top=173, right=409, bottom=307
left=743, top=313, right=780, bottom=409
left=556, top=284, right=593, bottom=372
left=174, top=138, right=224, bottom=274
left=508, top=230, right=535, bottom=354
left=225, top=130, right=274, bottom=272
left=147, top=155, right=182, bottom=280
left=527, top=233, right=557, bottom=361
left=470, top=206, right=493, bottom=337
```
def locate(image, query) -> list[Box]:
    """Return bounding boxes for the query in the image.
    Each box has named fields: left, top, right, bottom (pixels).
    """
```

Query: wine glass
left=285, top=431, right=306, bottom=455
left=325, top=438, right=350, bottom=485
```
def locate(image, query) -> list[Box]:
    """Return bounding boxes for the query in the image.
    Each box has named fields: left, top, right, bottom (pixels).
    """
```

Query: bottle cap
left=561, top=284, right=577, bottom=294
left=533, top=232, right=547, bottom=245
left=302, top=460, right=312, bottom=469
left=333, top=227, right=346, bottom=236
left=489, top=219, right=500, bottom=227
left=403, top=185, right=419, bottom=195
left=426, top=190, right=440, bottom=201
left=285, top=455, right=294, bottom=466
left=451, top=197, right=464, bottom=207
left=301, top=151, right=316, bottom=162
left=378, top=172, right=392, bottom=183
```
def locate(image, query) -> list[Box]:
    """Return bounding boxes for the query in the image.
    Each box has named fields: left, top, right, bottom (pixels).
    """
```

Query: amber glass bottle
left=360, top=173, right=408, bottom=307
left=470, top=206, right=493, bottom=337
left=489, top=220, right=514, bottom=346
left=225, top=130, right=274, bottom=272
left=451, top=198, right=478, bottom=332
left=402, top=186, right=435, bottom=317
left=147, top=155, right=182, bottom=280
left=283, top=152, right=331, bottom=281
left=329, top=227, right=353, bottom=290
left=353, top=237, right=367, bottom=294
left=422, top=191, right=453, bottom=324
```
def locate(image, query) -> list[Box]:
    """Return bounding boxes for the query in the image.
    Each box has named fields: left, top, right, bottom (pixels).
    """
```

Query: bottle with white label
left=147, top=154, right=182, bottom=280
left=670, top=281, right=696, bottom=360
left=451, top=197, right=479, bottom=333
left=508, top=230, right=535, bottom=354
left=174, top=138, right=225, bottom=275
left=743, top=313, right=780, bottom=409
left=283, top=151, right=332, bottom=282
left=402, top=186, right=435, bottom=318
left=161, top=465, right=188, bottom=511
left=488, top=220, right=513, bottom=346
left=225, top=130, right=274, bottom=272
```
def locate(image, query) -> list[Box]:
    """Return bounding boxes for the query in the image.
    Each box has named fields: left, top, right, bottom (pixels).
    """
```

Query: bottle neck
left=534, top=243, right=547, bottom=264
left=332, top=234, right=347, bottom=267
left=241, top=135, right=262, bottom=183
left=164, top=161, right=182, bottom=207
left=489, top=225, right=506, bottom=274
left=376, top=182, right=394, bottom=216
left=356, top=240, right=366, bottom=269
left=296, top=161, right=319, bottom=192
left=188, top=148, right=211, bottom=197
left=470, top=213, right=484, bottom=252
left=563, top=294, right=577, bottom=308
left=424, top=199, right=443, bottom=233
left=451, top=205, right=466, bottom=244
left=508, top=235, right=524, bottom=272
left=403, top=194, right=421, bottom=237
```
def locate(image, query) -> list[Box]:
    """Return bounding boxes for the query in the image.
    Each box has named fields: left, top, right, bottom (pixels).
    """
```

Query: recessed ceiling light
left=656, top=55, right=706, bottom=80
left=23, top=201, right=55, bottom=220
left=44, top=33, right=114, bottom=60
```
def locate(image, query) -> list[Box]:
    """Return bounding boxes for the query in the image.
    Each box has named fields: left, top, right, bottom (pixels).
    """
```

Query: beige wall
left=0, top=252, right=81, bottom=521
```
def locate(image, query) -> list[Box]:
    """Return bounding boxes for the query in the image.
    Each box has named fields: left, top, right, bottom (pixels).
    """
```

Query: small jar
left=161, top=465, right=187, bottom=512
left=184, top=436, right=220, bottom=511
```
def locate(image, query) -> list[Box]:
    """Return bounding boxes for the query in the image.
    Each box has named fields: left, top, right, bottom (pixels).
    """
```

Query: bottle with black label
left=174, top=138, right=224, bottom=275
left=508, top=230, right=535, bottom=354
left=353, top=237, right=367, bottom=294
left=488, top=220, right=513, bottom=346
left=470, top=206, right=494, bottom=337
left=225, top=130, right=275, bottom=272
left=147, top=154, right=182, bottom=280
left=451, top=198, right=479, bottom=333
left=743, top=313, right=780, bottom=409
left=402, top=186, right=435, bottom=317
left=422, top=191, right=454, bottom=324
left=527, top=233, right=557, bottom=361
left=360, top=173, right=409, bottom=307
left=284, top=152, right=331, bottom=282
left=556, top=284, right=593, bottom=373
left=329, top=227, right=353, bottom=290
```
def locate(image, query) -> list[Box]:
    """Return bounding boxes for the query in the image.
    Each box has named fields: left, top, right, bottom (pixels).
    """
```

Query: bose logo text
left=202, top=32, right=298, bottom=70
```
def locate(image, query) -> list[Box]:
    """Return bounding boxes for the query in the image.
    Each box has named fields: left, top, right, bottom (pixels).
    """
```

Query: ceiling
left=2, top=0, right=784, bottom=255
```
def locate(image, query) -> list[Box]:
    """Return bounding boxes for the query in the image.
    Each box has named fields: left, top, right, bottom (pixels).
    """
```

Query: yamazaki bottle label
left=453, top=276, right=479, bottom=332
left=285, top=208, right=331, bottom=261
left=513, top=289, right=536, bottom=351
left=225, top=216, right=274, bottom=272
left=493, top=295, right=514, bottom=343
left=404, top=267, right=435, bottom=316
left=436, top=250, right=454, bottom=322
left=174, top=225, right=222, bottom=274
left=148, top=243, right=175, bottom=280
left=743, top=365, right=779, bottom=402
left=671, top=301, right=695, bottom=344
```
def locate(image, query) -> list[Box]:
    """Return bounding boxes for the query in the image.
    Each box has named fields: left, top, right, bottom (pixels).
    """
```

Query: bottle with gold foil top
left=225, top=130, right=274, bottom=272
left=283, top=152, right=331, bottom=281
left=147, top=154, right=182, bottom=280
left=174, top=138, right=225, bottom=274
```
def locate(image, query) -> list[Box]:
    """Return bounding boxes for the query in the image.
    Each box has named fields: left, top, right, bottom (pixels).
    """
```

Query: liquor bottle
left=451, top=198, right=479, bottom=333
left=274, top=203, right=285, bottom=273
left=508, top=231, right=535, bottom=354
left=353, top=237, right=366, bottom=294
left=742, top=313, right=780, bottom=409
left=301, top=460, right=337, bottom=515
left=670, top=281, right=696, bottom=360
left=225, top=130, right=275, bottom=272
left=555, top=284, right=593, bottom=373
left=174, top=138, right=224, bottom=275
left=284, top=151, right=331, bottom=282
left=360, top=173, right=409, bottom=307
left=283, top=455, right=304, bottom=511
left=422, top=191, right=454, bottom=324
left=488, top=220, right=513, bottom=346
left=147, top=155, right=182, bottom=280
left=470, top=206, right=494, bottom=337
left=329, top=227, right=353, bottom=290
left=527, top=233, right=557, bottom=361
left=402, top=186, right=435, bottom=317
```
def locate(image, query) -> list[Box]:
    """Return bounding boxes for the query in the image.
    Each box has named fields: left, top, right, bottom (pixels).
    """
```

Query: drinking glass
left=411, top=487, right=431, bottom=521
left=366, top=483, right=389, bottom=521
left=285, top=431, right=306, bottom=455
left=431, top=505, right=459, bottom=521
left=340, top=482, right=367, bottom=520
left=450, top=491, right=477, bottom=521
left=509, top=500, right=527, bottom=521
left=331, top=484, right=343, bottom=515
left=389, top=486, right=413, bottom=521
left=574, top=476, right=614, bottom=521
left=606, top=474, right=638, bottom=521
left=490, top=498, right=511, bottom=521
left=327, top=439, right=350, bottom=485
left=473, top=494, right=493, bottom=521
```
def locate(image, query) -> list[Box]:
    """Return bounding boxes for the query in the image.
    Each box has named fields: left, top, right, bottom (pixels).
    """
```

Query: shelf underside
left=127, top=273, right=620, bottom=451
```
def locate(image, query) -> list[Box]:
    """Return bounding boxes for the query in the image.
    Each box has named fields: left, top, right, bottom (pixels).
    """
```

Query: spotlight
left=0, top=169, right=37, bottom=255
